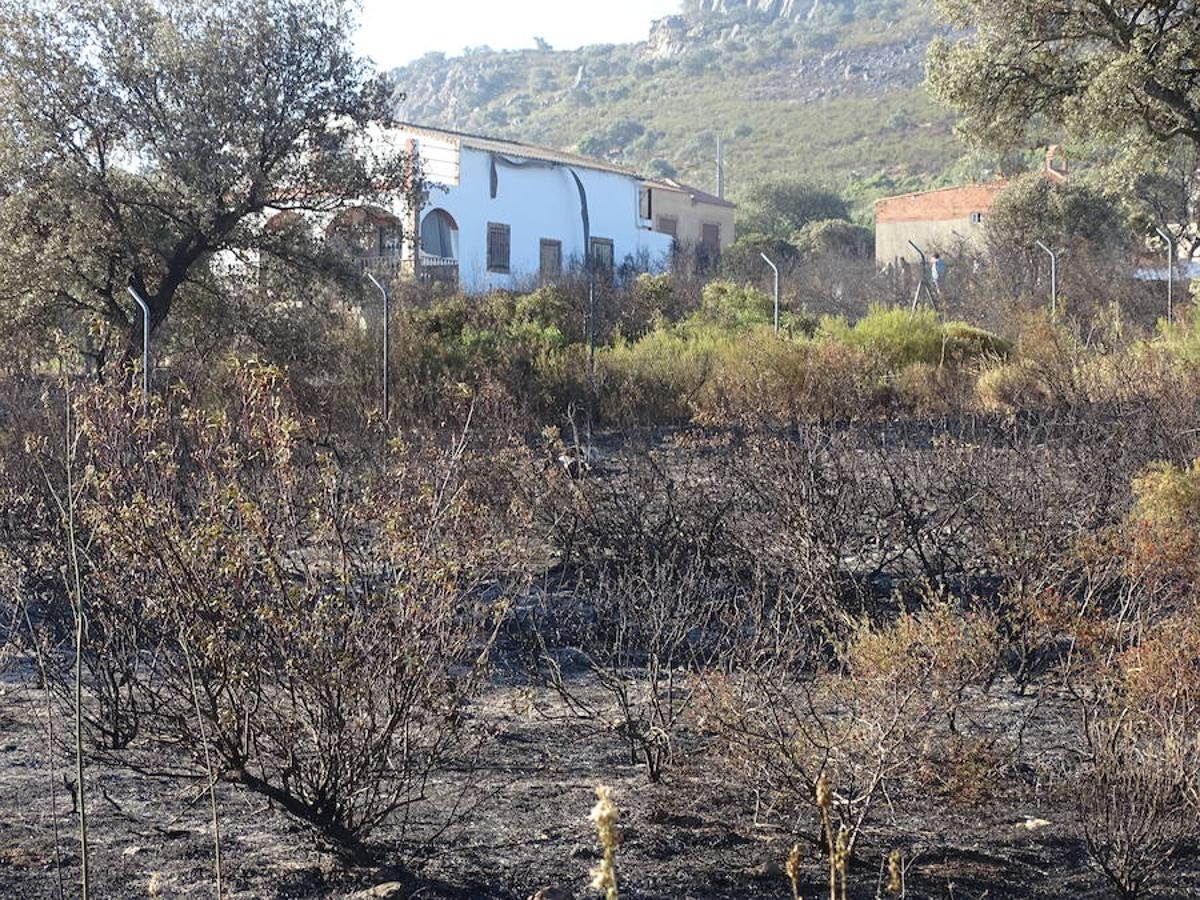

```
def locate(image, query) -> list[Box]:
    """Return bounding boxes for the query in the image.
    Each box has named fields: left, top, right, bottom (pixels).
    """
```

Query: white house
left=310, top=124, right=676, bottom=293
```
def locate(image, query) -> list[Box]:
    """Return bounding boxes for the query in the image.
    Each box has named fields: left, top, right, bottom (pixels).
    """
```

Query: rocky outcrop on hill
left=645, top=16, right=691, bottom=60
left=387, top=0, right=958, bottom=185
left=695, top=0, right=824, bottom=20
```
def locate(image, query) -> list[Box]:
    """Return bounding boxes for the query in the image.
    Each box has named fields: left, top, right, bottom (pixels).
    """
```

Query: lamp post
left=125, top=285, right=151, bottom=412
left=366, top=272, right=390, bottom=423
left=1034, top=240, right=1058, bottom=315
left=760, top=252, right=780, bottom=335
left=1155, top=227, right=1176, bottom=324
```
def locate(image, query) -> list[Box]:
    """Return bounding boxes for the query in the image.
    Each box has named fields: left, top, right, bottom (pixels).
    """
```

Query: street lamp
left=1034, top=241, right=1058, bottom=315
left=366, top=272, right=390, bottom=423
left=760, top=252, right=780, bottom=335
left=125, top=285, right=151, bottom=412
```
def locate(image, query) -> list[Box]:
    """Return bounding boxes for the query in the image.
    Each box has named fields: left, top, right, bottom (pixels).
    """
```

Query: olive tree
left=928, top=1, right=1200, bottom=160
left=739, top=178, right=851, bottom=241
left=0, top=0, right=412, bottom=372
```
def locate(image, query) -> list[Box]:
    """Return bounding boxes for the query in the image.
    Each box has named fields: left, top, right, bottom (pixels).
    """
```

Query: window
left=590, top=237, right=614, bottom=278
left=701, top=223, right=721, bottom=252
left=639, top=186, right=653, bottom=221
left=487, top=222, right=510, bottom=273
left=969, top=211, right=984, bottom=224
left=539, top=239, right=562, bottom=278
left=657, top=216, right=678, bottom=238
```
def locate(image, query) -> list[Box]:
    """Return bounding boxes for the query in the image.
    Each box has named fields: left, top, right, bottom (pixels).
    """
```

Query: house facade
left=360, top=124, right=676, bottom=292
left=259, top=126, right=740, bottom=293
left=641, top=177, right=737, bottom=257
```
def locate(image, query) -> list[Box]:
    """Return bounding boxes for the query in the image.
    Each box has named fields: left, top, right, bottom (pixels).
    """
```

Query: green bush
left=1155, top=300, right=1200, bottom=364
left=739, top=178, right=852, bottom=240
left=620, top=273, right=684, bottom=337
left=392, top=292, right=576, bottom=420
left=821, top=306, right=945, bottom=369
left=692, top=280, right=777, bottom=332
left=821, top=306, right=1008, bottom=371
left=719, top=233, right=800, bottom=282
left=381, top=291, right=1010, bottom=427
left=942, top=321, right=1013, bottom=361
left=793, top=218, right=873, bottom=259
left=594, top=326, right=724, bottom=424
left=696, top=330, right=880, bottom=424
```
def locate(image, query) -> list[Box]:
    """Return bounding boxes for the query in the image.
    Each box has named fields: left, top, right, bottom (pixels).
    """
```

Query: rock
left=348, top=883, right=406, bottom=899
left=743, top=860, right=784, bottom=880
left=645, top=16, right=689, bottom=60
left=695, top=0, right=821, bottom=20
left=122, top=846, right=144, bottom=857
left=1017, top=817, right=1052, bottom=832
left=528, top=888, right=574, bottom=900
left=569, top=843, right=592, bottom=860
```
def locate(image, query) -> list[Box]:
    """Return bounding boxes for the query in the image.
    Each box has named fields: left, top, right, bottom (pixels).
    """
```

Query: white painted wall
left=410, top=142, right=673, bottom=292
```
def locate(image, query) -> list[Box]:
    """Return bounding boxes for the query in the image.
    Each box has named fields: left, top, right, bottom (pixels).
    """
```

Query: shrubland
left=3, top=267, right=1200, bottom=897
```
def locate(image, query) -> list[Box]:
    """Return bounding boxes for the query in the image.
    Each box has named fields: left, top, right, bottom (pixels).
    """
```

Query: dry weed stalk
left=588, top=785, right=620, bottom=900
left=815, top=773, right=848, bottom=900
left=886, top=849, right=903, bottom=896
left=786, top=841, right=804, bottom=899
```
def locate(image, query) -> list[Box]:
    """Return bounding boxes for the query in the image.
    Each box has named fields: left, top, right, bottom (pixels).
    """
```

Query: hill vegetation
left=389, top=0, right=970, bottom=211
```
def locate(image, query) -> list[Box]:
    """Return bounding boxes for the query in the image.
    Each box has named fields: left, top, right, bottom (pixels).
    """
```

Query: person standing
left=931, top=253, right=947, bottom=294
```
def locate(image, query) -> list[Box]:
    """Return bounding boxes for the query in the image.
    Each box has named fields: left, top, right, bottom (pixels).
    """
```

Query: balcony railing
left=353, top=253, right=403, bottom=276
left=354, top=252, right=458, bottom=285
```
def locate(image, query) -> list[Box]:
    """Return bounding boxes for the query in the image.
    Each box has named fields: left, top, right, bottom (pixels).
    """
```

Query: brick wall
left=875, top=182, right=1008, bottom=224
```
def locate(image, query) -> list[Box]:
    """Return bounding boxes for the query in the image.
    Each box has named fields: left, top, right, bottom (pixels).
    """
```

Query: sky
left=354, top=0, right=684, bottom=70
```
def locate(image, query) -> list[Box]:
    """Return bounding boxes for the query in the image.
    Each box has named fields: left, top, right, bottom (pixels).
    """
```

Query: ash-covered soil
left=3, top=667, right=1196, bottom=900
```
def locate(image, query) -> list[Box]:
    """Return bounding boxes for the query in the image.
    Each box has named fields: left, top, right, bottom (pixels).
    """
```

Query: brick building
left=874, top=147, right=1069, bottom=268
left=874, top=181, right=1009, bottom=268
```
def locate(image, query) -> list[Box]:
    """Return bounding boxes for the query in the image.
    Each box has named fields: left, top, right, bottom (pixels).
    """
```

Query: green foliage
left=392, top=291, right=577, bottom=420
left=1154, top=301, right=1200, bottom=365
left=942, top=321, right=1012, bottom=360
left=820, top=306, right=1009, bottom=371
left=926, top=0, right=1200, bottom=174
left=693, top=280, right=778, bottom=331
left=594, top=327, right=721, bottom=424
left=719, top=233, right=800, bottom=282
left=578, top=118, right=647, bottom=157
left=793, top=218, right=873, bottom=258
left=624, top=273, right=684, bottom=335
left=1132, top=460, right=1200, bottom=534
left=821, top=306, right=933, bottom=369
left=986, top=175, right=1130, bottom=254
left=0, top=0, right=408, bottom=367
left=382, top=290, right=1010, bottom=427
left=646, top=158, right=678, bottom=179
left=740, top=178, right=851, bottom=240
left=391, top=9, right=961, bottom=198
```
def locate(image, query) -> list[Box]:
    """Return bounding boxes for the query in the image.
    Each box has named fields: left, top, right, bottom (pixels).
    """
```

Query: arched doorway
left=420, top=208, right=459, bottom=262
left=419, top=208, right=459, bottom=284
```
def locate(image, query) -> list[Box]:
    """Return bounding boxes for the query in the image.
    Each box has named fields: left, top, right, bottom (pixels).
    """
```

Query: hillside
left=388, top=0, right=971, bottom=213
